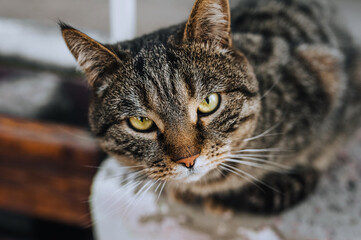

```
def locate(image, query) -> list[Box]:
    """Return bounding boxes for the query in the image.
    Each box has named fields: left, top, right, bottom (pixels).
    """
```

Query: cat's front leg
left=204, top=165, right=320, bottom=214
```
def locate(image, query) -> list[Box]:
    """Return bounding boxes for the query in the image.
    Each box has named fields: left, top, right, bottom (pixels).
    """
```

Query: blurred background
left=0, top=0, right=360, bottom=239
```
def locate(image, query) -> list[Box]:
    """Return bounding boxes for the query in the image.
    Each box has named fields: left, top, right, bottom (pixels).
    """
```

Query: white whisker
left=244, top=133, right=281, bottom=142
left=110, top=169, right=147, bottom=181
left=216, top=168, right=227, bottom=178
left=133, top=181, right=153, bottom=199
left=118, top=164, right=145, bottom=169
left=128, top=180, right=157, bottom=212
left=220, top=163, right=280, bottom=193
left=233, top=148, right=286, bottom=153
left=154, top=181, right=162, bottom=193
left=219, top=165, right=264, bottom=191
left=91, top=164, right=145, bottom=170
left=230, top=154, right=285, bottom=158
left=243, top=122, right=281, bottom=142
left=261, top=76, right=281, bottom=99
left=122, top=181, right=153, bottom=214
left=150, top=179, right=160, bottom=193
left=91, top=180, right=143, bottom=227
left=92, top=179, right=138, bottom=207
left=157, top=181, right=167, bottom=202
left=224, top=158, right=285, bottom=172
left=228, top=155, right=291, bottom=171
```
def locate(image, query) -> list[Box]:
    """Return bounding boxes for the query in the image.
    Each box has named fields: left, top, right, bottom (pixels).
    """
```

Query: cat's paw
left=203, top=165, right=319, bottom=214
left=238, top=165, right=320, bottom=214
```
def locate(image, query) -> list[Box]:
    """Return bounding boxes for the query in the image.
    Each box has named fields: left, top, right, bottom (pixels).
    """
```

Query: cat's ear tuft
left=183, top=0, right=232, bottom=48
left=58, top=20, right=75, bottom=31
left=60, top=22, right=121, bottom=88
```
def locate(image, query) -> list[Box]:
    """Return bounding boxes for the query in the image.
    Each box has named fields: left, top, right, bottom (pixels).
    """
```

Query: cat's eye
left=198, top=93, right=221, bottom=115
left=128, top=117, right=154, bottom=132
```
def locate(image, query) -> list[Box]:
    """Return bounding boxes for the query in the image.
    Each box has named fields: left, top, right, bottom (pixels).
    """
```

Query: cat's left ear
left=183, top=0, right=232, bottom=48
left=60, top=22, right=122, bottom=88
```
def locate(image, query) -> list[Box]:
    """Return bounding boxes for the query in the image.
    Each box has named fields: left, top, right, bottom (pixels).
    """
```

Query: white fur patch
left=91, top=157, right=211, bottom=240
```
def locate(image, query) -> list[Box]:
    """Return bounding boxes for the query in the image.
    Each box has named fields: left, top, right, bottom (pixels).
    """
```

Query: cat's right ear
left=60, top=22, right=122, bottom=88
left=183, top=0, right=232, bottom=48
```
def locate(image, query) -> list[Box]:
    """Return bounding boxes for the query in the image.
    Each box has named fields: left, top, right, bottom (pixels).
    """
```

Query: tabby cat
left=61, top=0, right=361, bottom=214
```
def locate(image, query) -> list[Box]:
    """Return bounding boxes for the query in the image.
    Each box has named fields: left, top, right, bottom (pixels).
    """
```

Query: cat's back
left=230, top=0, right=337, bottom=46
left=230, top=0, right=361, bottom=150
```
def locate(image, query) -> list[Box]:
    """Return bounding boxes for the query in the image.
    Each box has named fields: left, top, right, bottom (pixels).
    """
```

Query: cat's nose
left=176, top=154, right=199, bottom=169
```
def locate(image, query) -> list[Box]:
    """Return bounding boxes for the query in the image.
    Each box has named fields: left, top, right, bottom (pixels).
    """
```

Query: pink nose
left=176, top=154, right=199, bottom=168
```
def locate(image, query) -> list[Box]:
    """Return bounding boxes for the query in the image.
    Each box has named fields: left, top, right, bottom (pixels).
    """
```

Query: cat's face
left=90, top=43, right=260, bottom=183
left=61, top=0, right=260, bottom=183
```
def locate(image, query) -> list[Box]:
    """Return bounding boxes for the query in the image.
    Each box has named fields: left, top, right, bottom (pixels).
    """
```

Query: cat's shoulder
left=296, top=44, right=346, bottom=105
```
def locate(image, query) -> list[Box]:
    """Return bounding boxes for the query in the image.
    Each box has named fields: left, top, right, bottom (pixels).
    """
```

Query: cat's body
left=62, top=0, right=361, bottom=214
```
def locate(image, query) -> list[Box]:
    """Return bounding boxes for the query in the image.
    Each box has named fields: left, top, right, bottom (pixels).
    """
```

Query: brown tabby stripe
left=231, top=0, right=333, bottom=45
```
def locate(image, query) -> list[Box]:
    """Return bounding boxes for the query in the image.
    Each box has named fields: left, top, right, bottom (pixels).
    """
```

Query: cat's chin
left=171, top=167, right=209, bottom=183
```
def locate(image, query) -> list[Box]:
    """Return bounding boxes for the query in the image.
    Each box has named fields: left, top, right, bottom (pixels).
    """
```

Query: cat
left=60, top=0, right=361, bottom=214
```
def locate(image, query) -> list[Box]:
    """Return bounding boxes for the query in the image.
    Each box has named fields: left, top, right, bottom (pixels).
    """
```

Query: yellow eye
left=129, top=117, right=154, bottom=132
left=198, top=93, right=220, bottom=115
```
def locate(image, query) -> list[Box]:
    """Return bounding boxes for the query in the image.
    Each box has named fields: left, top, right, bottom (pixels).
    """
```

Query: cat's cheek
left=229, top=113, right=260, bottom=149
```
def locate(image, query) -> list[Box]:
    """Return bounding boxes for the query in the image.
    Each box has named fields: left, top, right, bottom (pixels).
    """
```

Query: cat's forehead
left=128, top=43, right=226, bottom=96
left=136, top=44, right=169, bottom=61
left=127, top=46, right=191, bottom=117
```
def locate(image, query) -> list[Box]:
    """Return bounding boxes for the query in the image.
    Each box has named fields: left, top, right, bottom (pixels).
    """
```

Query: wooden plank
left=0, top=115, right=102, bottom=227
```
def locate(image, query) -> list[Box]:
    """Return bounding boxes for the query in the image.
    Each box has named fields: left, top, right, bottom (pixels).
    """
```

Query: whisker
left=118, top=165, right=146, bottom=169
left=244, top=133, right=281, bottom=142
left=261, top=76, right=281, bottom=99
left=154, top=181, right=162, bottom=193
left=104, top=180, right=143, bottom=208
left=85, top=164, right=145, bottom=170
left=109, top=169, right=147, bottom=181
left=106, top=180, right=142, bottom=207
left=133, top=181, right=153, bottom=199
left=224, top=158, right=286, bottom=173
left=230, top=154, right=286, bottom=158
left=229, top=153, right=289, bottom=161
left=89, top=179, right=136, bottom=206
left=141, top=180, right=157, bottom=199
left=220, top=163, right=281, bottom=193
left=233, top=148, right=287, bottom=153
left=122, top=181, right=153, bottom=214
left=58, top=128, right=96, bottom=142
left=157, top=181, right=167, bottom=202
left=91, top=180, right=143, bottom=227
left=219, top=165, right=264, bottom=192
left=125, top=180, right=158, bottom=214
left=243, top=122, right=282, bottom=142
left=84, top=165, right=101, bottom=169
left=151, top=179, right=160, bottom=193
left=228, top=155, right=291, bottom=171
left=216, top=168, right=227, bottom=178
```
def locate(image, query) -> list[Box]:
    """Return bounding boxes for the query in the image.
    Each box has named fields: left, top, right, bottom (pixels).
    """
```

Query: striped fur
left=61, top=0, right=361, bottom=213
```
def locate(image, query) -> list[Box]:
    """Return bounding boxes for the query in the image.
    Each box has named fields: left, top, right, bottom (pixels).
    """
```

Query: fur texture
left=61, top=0, right=361, bottom=213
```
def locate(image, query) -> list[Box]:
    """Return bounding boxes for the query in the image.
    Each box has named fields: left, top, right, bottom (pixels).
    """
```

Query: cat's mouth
left=170, top=155, right=223, bottom=183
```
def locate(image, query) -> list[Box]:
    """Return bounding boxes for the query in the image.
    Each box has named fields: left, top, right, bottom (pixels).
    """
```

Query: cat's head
left=61, top=0, right=260, bottom=183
